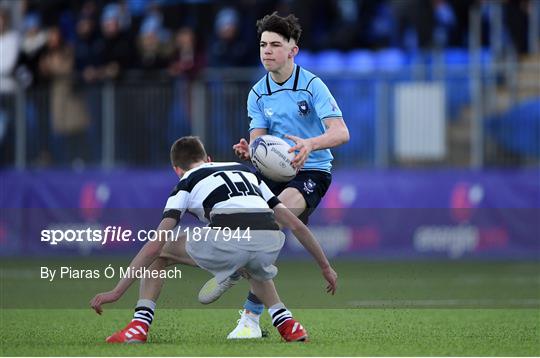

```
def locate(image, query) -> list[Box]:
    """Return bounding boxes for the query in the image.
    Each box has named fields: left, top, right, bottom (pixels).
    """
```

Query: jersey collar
left=266, top=64, right=301, bottom=95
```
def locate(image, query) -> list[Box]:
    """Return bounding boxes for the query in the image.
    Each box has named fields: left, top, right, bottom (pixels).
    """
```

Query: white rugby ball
left=250, top=135, right=297, bottom=182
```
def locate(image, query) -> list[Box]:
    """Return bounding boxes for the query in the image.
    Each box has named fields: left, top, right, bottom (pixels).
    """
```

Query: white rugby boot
left=198, top=274, right=242, bottom=304
left=226, top=309, right=262, bottom=339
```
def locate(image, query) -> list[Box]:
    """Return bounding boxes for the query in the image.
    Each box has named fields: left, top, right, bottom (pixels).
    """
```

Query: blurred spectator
left=40, top=27, right=90, bottom=165
left=23, top=0, right=69, bottom=27
left=97, top=3, right=135, bottom=80
left=16, top=13, right=47, bottom=88
left=390, top=0, right=436, bottom=49
left=142, top=0, right=163, bottom=25
left=166, top=26, right=204, bottom=161
left=126, top=0, right=148, bottom=17
left=208, top=7, right=253, bottom=67
left=349, top=1, right=381, bottom=48
left=504, top=0, right=530, bottom=54
left=334, top=0, right=361, bottom=49
left=135, top=15, right=172, bottom=76
left=433, top=0, right=457, bottom=47
left=0, top=7, right=19, bottom=93
left=0, top=7, right=19, bottom=166
left=366, top=3, right=394, bottom=48
left=14, top=12, right=50, bottom=166
left=446, top=0, right=470, bottom=47
left=79, top=0, right=99, bottom=19
left=74, top=14, right=104, bottom=83
left=168, top=26, right=205, bottom=79
left=117, top=0, right=133, bottom=32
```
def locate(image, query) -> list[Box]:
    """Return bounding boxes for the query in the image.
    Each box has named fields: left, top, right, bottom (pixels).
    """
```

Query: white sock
left=132, top=299, right=156, bottom=327
left=137, top=299, right=156, bottom=311
left=268, top=302, right=292, bottom=327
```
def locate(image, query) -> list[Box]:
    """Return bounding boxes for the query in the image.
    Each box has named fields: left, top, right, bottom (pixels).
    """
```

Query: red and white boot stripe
left=106, top=322, right=149, bottom=343
left=277, top=318, right=308, bottom=342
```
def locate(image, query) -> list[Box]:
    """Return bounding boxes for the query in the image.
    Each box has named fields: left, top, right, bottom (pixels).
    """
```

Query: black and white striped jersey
left=162, top=162, right=280, bottom=224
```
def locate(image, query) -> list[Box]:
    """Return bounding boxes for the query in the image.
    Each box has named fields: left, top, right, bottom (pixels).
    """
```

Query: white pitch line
left=347, top=298, right=540, bottom=307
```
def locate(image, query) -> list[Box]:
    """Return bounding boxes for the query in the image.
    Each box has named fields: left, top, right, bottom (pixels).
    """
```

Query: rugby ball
left=250, top=135, right=297, bottom=182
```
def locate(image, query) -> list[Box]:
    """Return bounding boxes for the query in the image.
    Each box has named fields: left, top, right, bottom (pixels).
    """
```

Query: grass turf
left=1, top=308, right=539, bottom=356
left=1, top=259, right=539, bottom=355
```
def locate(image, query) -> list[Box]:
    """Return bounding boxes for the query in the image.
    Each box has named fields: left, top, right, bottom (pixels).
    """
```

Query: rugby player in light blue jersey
left=89, top=12, right=347, bottom=343
left=226, top=12, right=349, bottom=339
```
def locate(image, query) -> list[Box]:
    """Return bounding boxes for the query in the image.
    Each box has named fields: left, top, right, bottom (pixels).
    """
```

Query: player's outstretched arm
left=90, top=217, right=177, bottom=314
left=232, top=128, right=267, bottom=160
left=273, top=204, right=337, bottom=294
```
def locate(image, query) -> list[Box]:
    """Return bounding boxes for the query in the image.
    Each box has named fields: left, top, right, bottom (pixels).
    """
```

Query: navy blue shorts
left=257, top=170, right=332, bottom=224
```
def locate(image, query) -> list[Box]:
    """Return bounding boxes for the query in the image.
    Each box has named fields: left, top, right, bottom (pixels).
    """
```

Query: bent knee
left=278, top=187, right=306, bottom=215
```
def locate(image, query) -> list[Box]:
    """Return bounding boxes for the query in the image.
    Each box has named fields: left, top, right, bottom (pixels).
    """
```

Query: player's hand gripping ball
left=250, top=135, right=298, bottom=182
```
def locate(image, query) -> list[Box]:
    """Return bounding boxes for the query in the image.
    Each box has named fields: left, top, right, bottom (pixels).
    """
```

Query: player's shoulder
left=298, top=65, right=317, bottom=81
left=168, top=165, right=207, bottom=197
left=170, top=162, right=252, bottom=196
left=216, top=162, right=256, bottom=177
left=188, top=162, right=254, bottom=179
left=250, top=75, right=268, bottom=98
left=296, top=65, right=320, bottom=93
left=169, top=178, right=189, bottom=197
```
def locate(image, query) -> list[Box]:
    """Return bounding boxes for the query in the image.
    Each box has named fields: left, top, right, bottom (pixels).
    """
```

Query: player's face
left=259, top=31, right=297, bottom=72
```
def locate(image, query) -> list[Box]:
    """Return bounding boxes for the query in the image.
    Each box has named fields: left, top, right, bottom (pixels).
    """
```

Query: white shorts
left=185, top=229, right=285, bottom=284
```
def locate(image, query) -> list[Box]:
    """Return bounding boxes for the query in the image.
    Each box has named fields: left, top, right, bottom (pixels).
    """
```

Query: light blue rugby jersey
left=248, top=64, right=343, bottom=173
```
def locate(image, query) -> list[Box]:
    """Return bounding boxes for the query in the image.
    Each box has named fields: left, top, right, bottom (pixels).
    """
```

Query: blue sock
left=243, top=291, right=264, bottom=315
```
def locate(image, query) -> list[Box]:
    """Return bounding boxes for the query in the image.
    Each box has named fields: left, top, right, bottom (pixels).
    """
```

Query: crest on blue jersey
left=297, top=100, right=310, bottom=116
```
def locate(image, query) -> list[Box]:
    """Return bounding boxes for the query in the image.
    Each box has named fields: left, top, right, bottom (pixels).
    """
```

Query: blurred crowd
left=0, top=0, right=537, bottom=168
left=0, top=0, right=536, bottom=88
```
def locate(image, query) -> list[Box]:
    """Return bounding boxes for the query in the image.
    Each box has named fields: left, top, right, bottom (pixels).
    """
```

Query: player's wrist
left=319, top=261, right=331, bottom=271
left=111, top=286, right=125, bottom=299
left=306, top=138, right=317, bottom=151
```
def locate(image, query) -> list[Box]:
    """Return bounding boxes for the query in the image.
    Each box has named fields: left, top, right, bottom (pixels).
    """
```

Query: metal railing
left=1, top=60, right=539, bottom=170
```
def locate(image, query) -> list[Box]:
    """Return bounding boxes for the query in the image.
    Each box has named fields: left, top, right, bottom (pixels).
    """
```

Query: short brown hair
left=170, top=136, right=207, bottom=170
left=256, top=12, right=302, bottom=44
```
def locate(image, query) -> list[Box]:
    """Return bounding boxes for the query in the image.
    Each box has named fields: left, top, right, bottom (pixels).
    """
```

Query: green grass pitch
left=1, top=259, right=539, bottom=356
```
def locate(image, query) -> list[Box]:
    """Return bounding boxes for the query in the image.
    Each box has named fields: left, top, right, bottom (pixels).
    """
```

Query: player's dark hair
left=256, top=12, right=302, bottom=44
left=170, top=136, right=207, bottom=170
